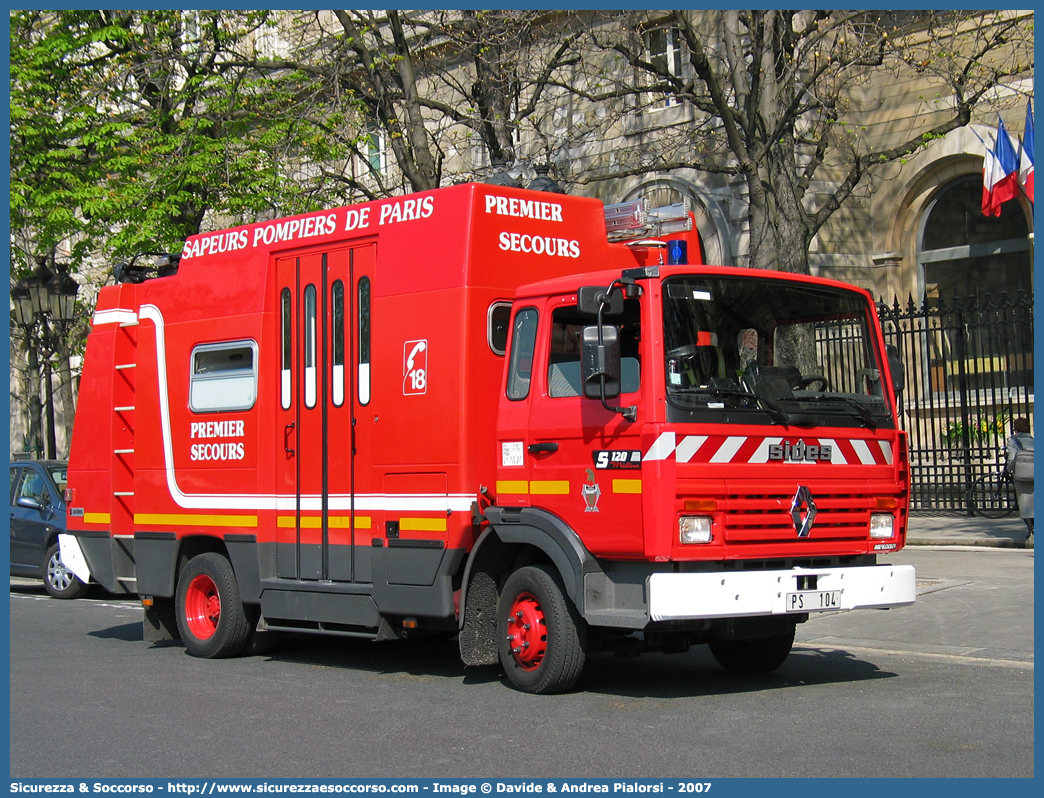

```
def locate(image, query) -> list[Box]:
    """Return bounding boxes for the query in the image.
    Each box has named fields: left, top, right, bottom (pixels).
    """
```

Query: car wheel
left=43, top=542, right=89, bottom=599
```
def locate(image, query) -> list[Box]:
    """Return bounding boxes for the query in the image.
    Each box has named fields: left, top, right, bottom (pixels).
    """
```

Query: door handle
left=284, top=421, right=296, bottom=458
left=528, top=442, right=559, bottom=454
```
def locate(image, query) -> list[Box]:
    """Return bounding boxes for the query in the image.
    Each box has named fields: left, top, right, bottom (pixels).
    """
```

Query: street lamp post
left=10, top=258, right=80, bottom=460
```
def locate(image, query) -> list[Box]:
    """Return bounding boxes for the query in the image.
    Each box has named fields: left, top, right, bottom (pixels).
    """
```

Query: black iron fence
left=878, top=289, right=1034, bottom=512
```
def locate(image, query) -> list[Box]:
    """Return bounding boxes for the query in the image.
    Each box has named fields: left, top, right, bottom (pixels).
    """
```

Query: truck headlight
left=869, top=513, right=895, bottom=539
left=679, top=515, right=713, bottom=544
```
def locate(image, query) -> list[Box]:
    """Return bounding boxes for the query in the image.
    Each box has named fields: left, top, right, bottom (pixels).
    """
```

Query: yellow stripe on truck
left=400, top=517, right=448, bottom=532
left=496, top=480, right=529, bottom=495
left=83, top=513, right=111, bottom=525
left=496, top=480, right=571, bottom=496
left=612, top=479, right=642, bottom=494
left=530, top=481, right=570, bottom=495
left=134, top=513, right=258, bottom=528
left=277, top=516, right=372, bottom=529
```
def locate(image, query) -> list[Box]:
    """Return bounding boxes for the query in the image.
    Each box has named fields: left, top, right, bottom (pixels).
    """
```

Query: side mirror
left=581, top=325, right=621, bottom=400
left=885, top=343, right=905, bottom=395
left=16, top=496, right=44, bottom=512
left=577, top=286, right=624, bottom=317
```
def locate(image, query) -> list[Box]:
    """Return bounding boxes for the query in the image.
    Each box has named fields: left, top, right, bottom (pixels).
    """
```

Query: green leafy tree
left=9, top=10, right=360, bottom=455
left=11, top=9, right=360, bottom=271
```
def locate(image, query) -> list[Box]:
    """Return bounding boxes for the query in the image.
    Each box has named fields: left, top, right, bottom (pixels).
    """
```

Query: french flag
left=1017, top=99, right=1033, bottom=204
left=982, top=115, right=1020, bottom=216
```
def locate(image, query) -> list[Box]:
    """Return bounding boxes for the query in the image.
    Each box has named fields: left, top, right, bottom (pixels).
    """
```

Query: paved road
left=8, top=547, right=1033, bottom=779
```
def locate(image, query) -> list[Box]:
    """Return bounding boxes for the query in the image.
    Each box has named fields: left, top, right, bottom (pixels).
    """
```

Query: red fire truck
left=62, top=182, right=915, bottom=693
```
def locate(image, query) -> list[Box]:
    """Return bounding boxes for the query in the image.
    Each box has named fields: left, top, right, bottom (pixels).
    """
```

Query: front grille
left=721, top=492, right=870, bottom=543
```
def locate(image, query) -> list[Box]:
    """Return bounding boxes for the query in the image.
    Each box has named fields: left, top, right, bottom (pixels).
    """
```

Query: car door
left=10, top=466, right=57, bottom=572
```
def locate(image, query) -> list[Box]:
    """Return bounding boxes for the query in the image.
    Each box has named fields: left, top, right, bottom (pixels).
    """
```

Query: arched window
left=918, top=175, right=1032, bottom=299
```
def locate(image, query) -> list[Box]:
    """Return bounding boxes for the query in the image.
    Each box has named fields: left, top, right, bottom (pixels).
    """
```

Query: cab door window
left=548, top=300, right=641, bottom=397
left=506, top=308, right=539, bottom=400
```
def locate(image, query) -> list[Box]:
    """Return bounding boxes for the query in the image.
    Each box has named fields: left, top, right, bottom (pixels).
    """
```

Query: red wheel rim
left=185, top=573, right=220, bottom=640
left=505, top=591, right=547, bottom=670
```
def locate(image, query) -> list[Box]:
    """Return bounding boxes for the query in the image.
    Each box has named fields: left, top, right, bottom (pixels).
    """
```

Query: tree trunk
left=747, top=143, right=813, bottom=274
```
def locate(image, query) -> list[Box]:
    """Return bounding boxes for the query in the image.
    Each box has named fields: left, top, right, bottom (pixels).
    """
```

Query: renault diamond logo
left=791, top=485, right=817, bottom=538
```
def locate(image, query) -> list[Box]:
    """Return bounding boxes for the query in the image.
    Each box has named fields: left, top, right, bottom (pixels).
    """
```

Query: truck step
left=258, top=617, right=379, bottom=640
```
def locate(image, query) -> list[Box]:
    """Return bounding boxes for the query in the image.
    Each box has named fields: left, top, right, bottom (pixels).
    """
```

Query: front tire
left=175, top=552, right=250, bottom=658
left=43, top=543, right=88, bottom=600
left=497, top=564, right=586, bottom=694
left=709, top=627, right=795, bottom=674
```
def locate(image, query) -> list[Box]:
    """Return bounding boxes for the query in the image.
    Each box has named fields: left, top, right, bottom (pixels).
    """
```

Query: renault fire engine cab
left=63, top=182, right=915, bottom=693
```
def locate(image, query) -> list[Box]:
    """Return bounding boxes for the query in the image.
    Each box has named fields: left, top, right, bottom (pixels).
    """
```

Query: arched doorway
left=890, top=173, right=1034, bottom=511
left=917, top=174, right=1032, bottom=299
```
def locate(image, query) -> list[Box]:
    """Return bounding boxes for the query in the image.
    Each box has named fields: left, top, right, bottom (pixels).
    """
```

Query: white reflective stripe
left=332, top=364, right=344, bottom=406
left=818, top=438, right=848, bottom=465
left=305, top=365, right=317, bottom=408
left=644, top=432, right=677, bottom=461
left=92, top=309, right=138, bottom=327
left=709, top=436, right=747, bottom=463
left=851, top=439, right=877, bottom=465
left=878, top=440, right=893, bottom=465
left=675, top=435, right=708, bottom=463
left=358, top=363, right=371, bottom=404
left=300, top=494, right=474, bottom=513
left=280, top=369, right=291, bottom=410
left=747, top=436, right=782, bottom=464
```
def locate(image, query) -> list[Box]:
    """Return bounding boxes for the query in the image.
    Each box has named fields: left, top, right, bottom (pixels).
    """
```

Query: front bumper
left=648, top=564, right=916, bottom=621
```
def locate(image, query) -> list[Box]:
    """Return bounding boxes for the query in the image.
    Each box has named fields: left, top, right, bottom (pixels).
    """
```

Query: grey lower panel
left=75, top=533, right=135, bottom=594
left=274, top=541, right=447, bottom=587
left=329, top=542, right=372, bottom=583
left=134, top=536, right=178, bottom=597
left=385, top=542, right=444, bottom=586
left=257, top=546, right=464, bottom=624
left=261, top=589, right=382, bottom=628
left=226, top=537, right=262, bottom=603
left=584, top=564, right=651, bottom=629
left=371, top=548, right=463, bottom=619
left=273, top=543, right=374, bottom=583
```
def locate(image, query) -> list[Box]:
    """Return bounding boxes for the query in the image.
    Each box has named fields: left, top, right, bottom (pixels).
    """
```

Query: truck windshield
left=662, top=275, right=892, bottom=429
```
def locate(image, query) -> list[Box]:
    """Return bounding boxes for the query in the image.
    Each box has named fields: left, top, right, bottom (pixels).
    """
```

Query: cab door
left=275, top=245, right=375, bottom=582
left=524, top=294, right=646, bottom=556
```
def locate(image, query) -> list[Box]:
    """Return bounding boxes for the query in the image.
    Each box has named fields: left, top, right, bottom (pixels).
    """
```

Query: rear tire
left=175, top=553, right=250, bottom=658
left=709, top=626, right=795, bottom=674
left=43, top=543, right=88, bottom=600
left=497, top=564, right=586, bottom=694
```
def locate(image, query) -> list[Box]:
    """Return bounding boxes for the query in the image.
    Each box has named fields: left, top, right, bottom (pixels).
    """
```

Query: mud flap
left=58, top=533, right=91, bottom=583
left=459, top=570, right=500, bottom=666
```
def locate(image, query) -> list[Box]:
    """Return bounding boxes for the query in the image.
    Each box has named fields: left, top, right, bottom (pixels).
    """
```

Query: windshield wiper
left=674, top=387, right=791, bottom=427
left=804, top=393, right=878, bottom=430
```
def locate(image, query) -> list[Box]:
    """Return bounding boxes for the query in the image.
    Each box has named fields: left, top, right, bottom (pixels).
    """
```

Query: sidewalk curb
left=908, top=537, right=1033, bottom=549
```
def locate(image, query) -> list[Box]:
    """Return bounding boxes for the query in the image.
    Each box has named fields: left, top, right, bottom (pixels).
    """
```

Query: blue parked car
left=9, top=460, right=88, bottom=599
